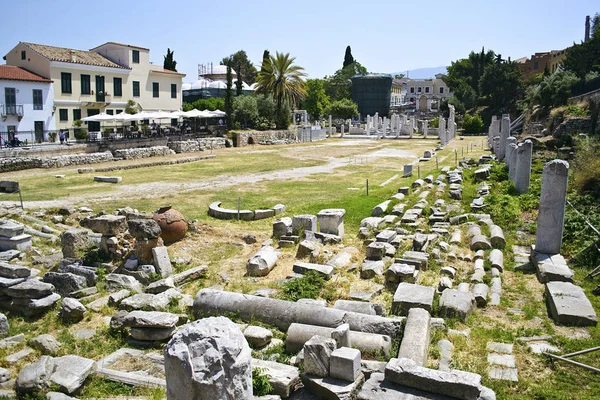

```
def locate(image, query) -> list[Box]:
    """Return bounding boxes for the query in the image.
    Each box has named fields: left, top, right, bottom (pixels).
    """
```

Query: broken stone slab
left=108, top=289, right=132, bottom=306
left=439, top=289, right=476, bottom=322
left=332, top=323, right=351, bottom=348
left=247, top=246, right=279, bottom=277
left=487, top=353, right=516, bottom=369
left=376, top=229, right=397, bottom=243
left=164, top=316, right=252, bottom=400
left=0, top=233, right=31, bottom=252
left=57, top=264, right=97, bottom=287
left=438, top=340, right=454, bottom=372
left=152, top=247, right=172, bottom=278
left=304, top=335, right=336, bottom=377
left=326, top=247, right=359, bottom=269
left=145, top=277, right=175, bottom=294
left=292, top=215, right=317, bottom=236
left=545, top=281, right=598, bottom=326
left=392, top=283, right=435, bottom=316
left=252, top=359, right=302, bottom=398
left=5, top=347, right=34, bottom=364
left=296, top=240, right=320, bottom=259
left=129, top=326, right=176, bottom=341
left=438, top=277, right=453, bottom=292
left=440, top=266, right=456, bottom=279
left=398, top=308, right=431, bottom=367
left=490, top=278, right=502, bottom=306
left=93, top=176, right=122, bottom=183
left=122, top=310, right=180, bottom=329
left=537, top=262, right=574, bottom=283
left=6, top=279, right=54, bottom=298
left=15, top=355, right=54, bottom=393
left=42, top=272, right=86, bottom=297
left=119, top=289, right=182, bottom=311
left=286, top=323, right=392, bottom=357
left=366, top=242, right=387, bottom=261
left=81, top=214, right=127, bottom=236
left=194, top=289, right=401, bottom=338
left=60, top=228, right=89, bottom=259
left=0, top=263, right=31, bottom=279
left=59, top=297, right=86, bottom=323
left=105, top=273, right=143, bottom=293
left=301, top=372, right=365, bottom=400
left=360, top=260, right=385, bottom=279
left=386, top=263, right=417, bottom=284
left=488, top=366, right=518, bottom=382
left=28, top=334, right=61, bottom=356
left=171, top=265, right=207, bottom=286
left=273, top=217, right=292, bottom=238
left=50, top=355, right=96, bottom=394
left=293, top=262, right=333, bottom=279
left=244, top=325, right=273, bottom=348
left=400, top=251, right=429, bottom=270
left=357, top=372, right=457, bottom=400
left=385, top=358, right=483, bottom=400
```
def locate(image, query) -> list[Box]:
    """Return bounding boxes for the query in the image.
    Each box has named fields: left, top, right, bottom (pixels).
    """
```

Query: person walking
left=59, top=130, right=65, bottom=145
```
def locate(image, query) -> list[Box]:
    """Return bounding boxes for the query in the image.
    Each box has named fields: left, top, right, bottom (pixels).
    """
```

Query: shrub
left=429, top=117, right=439, bottom=128
left=232, top=95, right=258, bottom=129
left=462, top=113, right=484, bottom=133
left=74, top=129, right=87, bottom=140
left=256, top=94, right=276, bottom=125
left=278, top=270, right=326, bottom=302
left=571, top=139, right=600, bottom=197
left=191, top=98, right=225, bottom=111
left=324, top=99, right=358, bottom=119
left=252, top=368, right=273, bottom=396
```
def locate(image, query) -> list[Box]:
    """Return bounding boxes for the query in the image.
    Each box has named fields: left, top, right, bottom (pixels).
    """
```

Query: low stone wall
left=168, top=138, right=227, bottom=153
left=234, top=130, right=298, bottom=147
left=114, top=146, right=175, bottom=160
left=553, top=117, right=592, bottom=139
left=0, top=151, right=114, bottom=172
left=78, top=155, right=215, bottom=173
left=208, top=201, right=285, bottom=221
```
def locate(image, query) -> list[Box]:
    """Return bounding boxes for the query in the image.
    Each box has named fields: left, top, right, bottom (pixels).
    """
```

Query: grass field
left=2, top=135, right=599, bottom=399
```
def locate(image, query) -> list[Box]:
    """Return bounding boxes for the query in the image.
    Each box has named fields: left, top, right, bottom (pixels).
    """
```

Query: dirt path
left=1, top=146, right=420, bottom=210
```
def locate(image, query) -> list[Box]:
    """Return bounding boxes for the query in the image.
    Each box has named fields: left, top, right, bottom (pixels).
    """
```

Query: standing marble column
left=535, top=160, right=570, bottom=254
left=506, top=137, right=517, bottom=168
left=439, top=118, right=446, bottom=145
left=423, top=120, right=428, bottom=138
left=328, top=115, right=332, bottom=137
left=514, top=140, right=533, bottom=194
left=507, top=143, right=518, bottom=182
left=498, top=115, right=511, bottom=161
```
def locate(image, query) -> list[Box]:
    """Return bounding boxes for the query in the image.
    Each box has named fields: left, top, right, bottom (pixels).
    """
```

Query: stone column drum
left=498, top=116, right=511, bottom=161
left=508, top=143, right=518, bottom=182
left=505, top=137, right=516, bottom=168
left=535, top=160, right=570, bottom=254
left=514, top=140, right=533, bottom=194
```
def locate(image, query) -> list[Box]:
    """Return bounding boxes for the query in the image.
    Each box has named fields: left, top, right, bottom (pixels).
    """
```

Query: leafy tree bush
left=462, top=113, right=484, bottom=133
left=324, top=99, right=359, bottom=119
left=278, top=271, right=325, bottom=302
left=429, top=117, right=439, bottom=128
left=222, top=50, right=258, bottom=84
left=232, top=95, right=258, bottom=129
left=256, top=94, right=276, bottom=124
left=324, top=62, right=368, bottom=102
left=303, top=79, right=330, bottom=119
left=189, top=98, right=225, bottom=111
left=252, top=368, right=273, bottom=396
left=526, top=71, right=579, bottom=110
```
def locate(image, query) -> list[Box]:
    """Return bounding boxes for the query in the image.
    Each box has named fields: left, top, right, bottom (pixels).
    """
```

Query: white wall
left=0, top=80, right=55, bottom=133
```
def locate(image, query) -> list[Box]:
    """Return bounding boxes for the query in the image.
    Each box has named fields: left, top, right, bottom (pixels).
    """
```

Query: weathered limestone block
left=60, top=229, right=89, bottom=259
left=304, top=335, right=336, bottom=377
left=398, top=308, right=431, bottom=366
left=81, top=215, right=127, bottom=236
left=439, top=289, right=476, bottom=321
left=318, top=209, right=346, bottom=238
left=545, top=282, right=597, bottom=326
left=152, top=247, right=173, bottom=278
left=330, top=347, right=361, bottom=382
left=292, top=215, right=317, bottom=235
left=164, top=316, right=252, bottom=399
left=392, top=283, right=435, bottom=316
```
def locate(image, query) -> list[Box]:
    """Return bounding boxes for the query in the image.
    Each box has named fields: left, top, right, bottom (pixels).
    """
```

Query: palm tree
left=256, top=52, right=307, bottom=128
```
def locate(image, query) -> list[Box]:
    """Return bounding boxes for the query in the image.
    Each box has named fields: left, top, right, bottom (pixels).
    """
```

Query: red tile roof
left=90, top=42, right=150, bottom=51
left=0, top=65, right=52, bottom=82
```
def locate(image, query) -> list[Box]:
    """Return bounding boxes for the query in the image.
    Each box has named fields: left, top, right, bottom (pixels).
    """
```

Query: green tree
left=236, top=63, right=244, bottom=96
left=324, top=61, right=368, bottom=102
left=479, top=61, right=524, bottom=113
left=343, top=46, right=354, bottom=68
left=260, top=49, right=270, bottom=73
left=256, top=94, right=276, bottom=124
left=222, top=50, right=258, bottom=84
left=324, top=99, right=359, bottom=119
left=394, top=73, right=405, bottom=79
left=525, top=70, right=579, bottom=110
left=445, top=48, right=495, bottom=99
left=190, top=98, right=225, bottom=111
left=232, top=95, right=258, bottom=128
left=256, top=52, right=307, bottom=129
left=163, top=48, right=177, bottom=71
left=462, top=113, right=484, bottom=133
left=224, top=65, right=234, bottom=129
left=303, top=79, right=330, bottom=119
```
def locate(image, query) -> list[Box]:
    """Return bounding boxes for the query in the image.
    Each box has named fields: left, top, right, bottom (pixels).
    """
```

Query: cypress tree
left=225, top=65, right=234, bottom=129
left=343, top=46, right=354, bottom=68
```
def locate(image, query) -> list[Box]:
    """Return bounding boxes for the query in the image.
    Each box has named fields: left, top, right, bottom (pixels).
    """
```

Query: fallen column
left=285, top=323, right=392, bottom=357
left=193, top=289, right=401, bottom=337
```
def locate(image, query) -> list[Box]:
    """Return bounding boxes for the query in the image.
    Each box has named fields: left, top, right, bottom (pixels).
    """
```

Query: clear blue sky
left=1, top=0, right=597, bottom=82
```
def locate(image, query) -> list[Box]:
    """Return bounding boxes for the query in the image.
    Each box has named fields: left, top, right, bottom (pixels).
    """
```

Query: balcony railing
left=1, top=104, right=24, bottom=117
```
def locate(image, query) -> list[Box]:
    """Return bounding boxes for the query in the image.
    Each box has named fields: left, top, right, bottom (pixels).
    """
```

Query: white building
left=402, top=74, right=451, bottom=112
left=0, top=65, right=55, bottom=142
left=4, top=41, right=185, bottom=131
